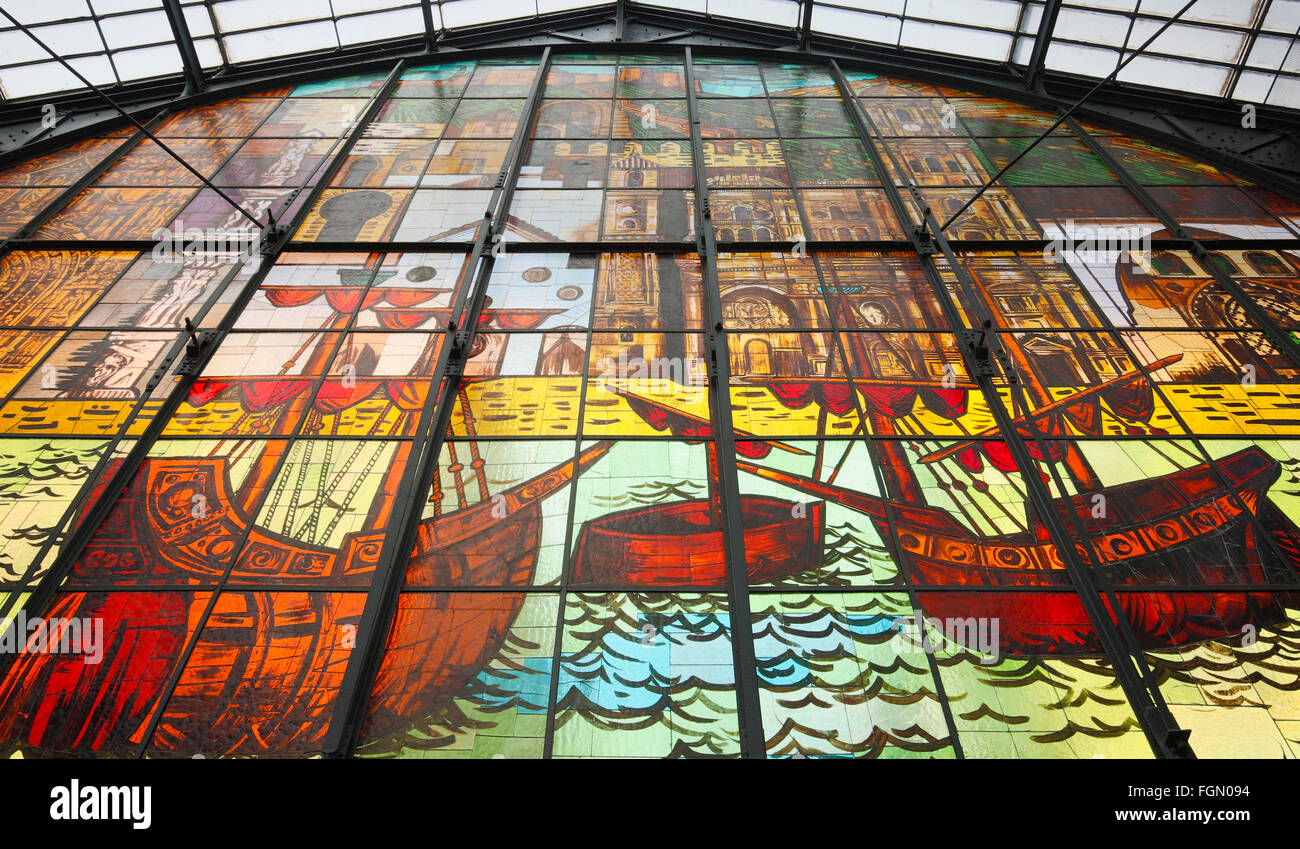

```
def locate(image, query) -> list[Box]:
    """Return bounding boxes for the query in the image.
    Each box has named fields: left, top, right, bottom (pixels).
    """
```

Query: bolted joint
left=958, top=323, right=996, bottom=378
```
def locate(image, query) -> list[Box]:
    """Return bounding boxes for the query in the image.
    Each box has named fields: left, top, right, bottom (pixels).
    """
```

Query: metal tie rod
left=939, top=0, right=1200, bottom=233
left=0, top=4, right=270, bottom=230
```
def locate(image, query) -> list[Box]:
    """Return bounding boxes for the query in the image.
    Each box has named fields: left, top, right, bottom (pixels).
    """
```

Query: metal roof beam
left=162, top=0, right=206, bottom=95
left=420, top=0, right=437, bottom=51
left=1024, top=0, right=1062, bottom=93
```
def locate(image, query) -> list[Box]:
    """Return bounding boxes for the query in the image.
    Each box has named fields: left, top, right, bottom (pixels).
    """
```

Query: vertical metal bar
left=1023, top=0, right=1062, bottom=93
left=799, top=0, right=814, bottom=52
left=829, top=58, right=1191, bottom=759
left=420, top=0, right=438, bottom=52
left=684, top=46, right=767, bottom=759
left=325, top=48, right=555, bottom=758
left=162, top=0, right=207, bottom=95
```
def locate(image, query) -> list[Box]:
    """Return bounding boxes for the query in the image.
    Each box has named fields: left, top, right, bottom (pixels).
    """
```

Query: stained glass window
left=1, top=49, right=1299, bottom=763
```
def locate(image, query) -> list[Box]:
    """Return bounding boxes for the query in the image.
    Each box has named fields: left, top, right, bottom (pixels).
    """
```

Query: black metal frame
left=2, top=31, right=1300, bottom=759
left=682, top=45, right=767, bottom=759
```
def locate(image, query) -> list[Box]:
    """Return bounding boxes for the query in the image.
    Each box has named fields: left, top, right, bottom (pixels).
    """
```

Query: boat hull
left=571, top=496, right=824, bottom=586
left=892, top=446, right=1299, bottom=655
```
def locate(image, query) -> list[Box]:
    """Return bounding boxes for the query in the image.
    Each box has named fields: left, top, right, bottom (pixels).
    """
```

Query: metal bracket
left=174, top=330, right=218, bottom=376
left=449, top=329, right=473, bottom=359
left=958, top=326, right=996, bottom=378
left=914, top=225, right=938, bottom=256
left=261, top=225, right=288, bottom=256
left=1144, top=706, right=1196, bottom=759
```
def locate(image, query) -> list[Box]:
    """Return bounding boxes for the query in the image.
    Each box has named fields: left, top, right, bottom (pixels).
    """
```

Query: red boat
left=737, top=444, right=1297, bottom=654
left=571, top=496, right=824, bottom=585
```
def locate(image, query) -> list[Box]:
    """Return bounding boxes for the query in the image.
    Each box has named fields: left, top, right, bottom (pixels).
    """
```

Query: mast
left=832, top=316, right=926, bottom=503
left=235, top=274, right=363, bottom=515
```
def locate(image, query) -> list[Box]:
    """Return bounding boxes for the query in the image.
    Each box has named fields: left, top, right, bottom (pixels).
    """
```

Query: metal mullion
left=597, top=56, right=616, bottom=241
left=325, top=48, right=554, bottom=758
left=540, top=251, right=600, bottom=761
left=540, top=53, right=617, bottom=760
left=420, top=0, right=437, bottom=51
left=1115, top=0, right=1139, bottom=80
left=683, top=45, right=766, bottom=760
left=84, top=9, right=122, bottom=89
left=1025, top=0, right=1061, bottom=93
left=803, top=214, right=967, bottom=758
left=203, top=0, right=230, bottom=70
left=0, top=59, right=408, bottom=696
left=829, top=58, right=1189, bottom=759
left=757, top=64, right=816, bottom=249
left=163, top=0, right=207, bottom=95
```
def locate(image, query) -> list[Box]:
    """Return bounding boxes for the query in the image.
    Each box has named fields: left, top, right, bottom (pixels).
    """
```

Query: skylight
left=0, top=0, right=1296, bottom=109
